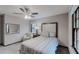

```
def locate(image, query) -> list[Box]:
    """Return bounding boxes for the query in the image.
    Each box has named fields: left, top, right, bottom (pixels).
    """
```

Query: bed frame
left=41, top=22, right=58, bottom=38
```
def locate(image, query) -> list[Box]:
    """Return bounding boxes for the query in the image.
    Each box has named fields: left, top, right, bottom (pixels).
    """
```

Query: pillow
left=48, top=32, right=56, bottom=37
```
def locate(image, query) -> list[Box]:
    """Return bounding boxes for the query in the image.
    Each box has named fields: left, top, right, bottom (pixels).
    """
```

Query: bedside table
left=33, top=34, right=40, bottom=38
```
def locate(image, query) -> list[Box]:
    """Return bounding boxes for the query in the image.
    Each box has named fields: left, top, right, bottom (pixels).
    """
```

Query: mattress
left=20, top=36, right=58, bottom=54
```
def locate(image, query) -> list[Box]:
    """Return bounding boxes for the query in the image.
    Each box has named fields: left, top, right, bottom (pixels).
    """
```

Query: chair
left=22, top=33, right=33, bottom=41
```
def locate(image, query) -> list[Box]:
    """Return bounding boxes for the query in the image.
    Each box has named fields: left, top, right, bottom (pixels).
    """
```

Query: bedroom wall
left=4, top=14, right=30, bottom=45
left=31, top=13, right=68, bottom=47
left=68, top=5, right=78, bottom=54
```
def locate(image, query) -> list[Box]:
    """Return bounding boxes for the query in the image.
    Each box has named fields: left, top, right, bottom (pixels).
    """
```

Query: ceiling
left=0, top=5, right=72, bottom=20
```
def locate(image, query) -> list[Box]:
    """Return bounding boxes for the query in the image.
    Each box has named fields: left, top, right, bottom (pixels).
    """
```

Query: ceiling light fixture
left=24, top=15, right=32, bottom=19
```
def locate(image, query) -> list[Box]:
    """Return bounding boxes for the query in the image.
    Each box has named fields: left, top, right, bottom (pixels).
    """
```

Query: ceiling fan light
left=24, top=15, right=31, bottom=19
left=24, top=15, right=28, bottom=19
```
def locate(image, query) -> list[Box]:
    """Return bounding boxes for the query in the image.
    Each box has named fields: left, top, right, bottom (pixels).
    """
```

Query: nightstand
left=33, top=34, right=40, bottom=38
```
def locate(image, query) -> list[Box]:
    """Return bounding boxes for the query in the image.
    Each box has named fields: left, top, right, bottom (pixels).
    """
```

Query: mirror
left=6, top=24, right=20, bottom=34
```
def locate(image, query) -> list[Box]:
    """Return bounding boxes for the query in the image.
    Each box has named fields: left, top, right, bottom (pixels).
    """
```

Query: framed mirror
left=6, top=23, right=20, bottom=34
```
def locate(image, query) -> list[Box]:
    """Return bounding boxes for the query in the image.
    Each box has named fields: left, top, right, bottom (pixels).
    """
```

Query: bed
left=19, top=22, right=59, bottom=54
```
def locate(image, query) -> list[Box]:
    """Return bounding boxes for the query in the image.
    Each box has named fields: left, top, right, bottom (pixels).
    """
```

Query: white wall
left=4, top=14, right=30, bottom=45
left=68, top=5, right=78, bottom=54
left=31, top=13, right=68, bottom=47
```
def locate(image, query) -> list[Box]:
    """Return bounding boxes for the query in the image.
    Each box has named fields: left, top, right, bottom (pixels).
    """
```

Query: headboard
left=41, top=22, right=58, bottom=37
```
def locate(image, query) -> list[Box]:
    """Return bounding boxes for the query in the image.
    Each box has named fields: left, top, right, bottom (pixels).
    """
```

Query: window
left=31, top=24, right=41, bottom=35
left=31, top=24, right=37, bottom=34
left=72, top=7, right=79, bottom=53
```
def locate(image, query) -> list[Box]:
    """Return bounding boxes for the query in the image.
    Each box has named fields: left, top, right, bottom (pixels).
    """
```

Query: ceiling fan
left=13, top=6, right=38, bottom=19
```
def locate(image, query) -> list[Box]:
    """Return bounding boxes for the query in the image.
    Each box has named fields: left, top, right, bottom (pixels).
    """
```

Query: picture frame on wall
left=6, top=23, right=20, bottom=34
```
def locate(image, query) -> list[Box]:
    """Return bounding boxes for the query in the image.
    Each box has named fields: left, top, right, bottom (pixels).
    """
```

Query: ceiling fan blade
left=32, top=12, right=38, bottom=15
left=13, top=13, right=23, bottom=14
left=19, top=8, right=25, bottom=12
left=25, top=7, right=29, bottom=12
left=24, top=6, right=31, bottom=14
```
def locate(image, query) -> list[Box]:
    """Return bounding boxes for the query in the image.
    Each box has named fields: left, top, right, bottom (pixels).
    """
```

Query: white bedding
left=20, top=36, right=58, bottom=54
